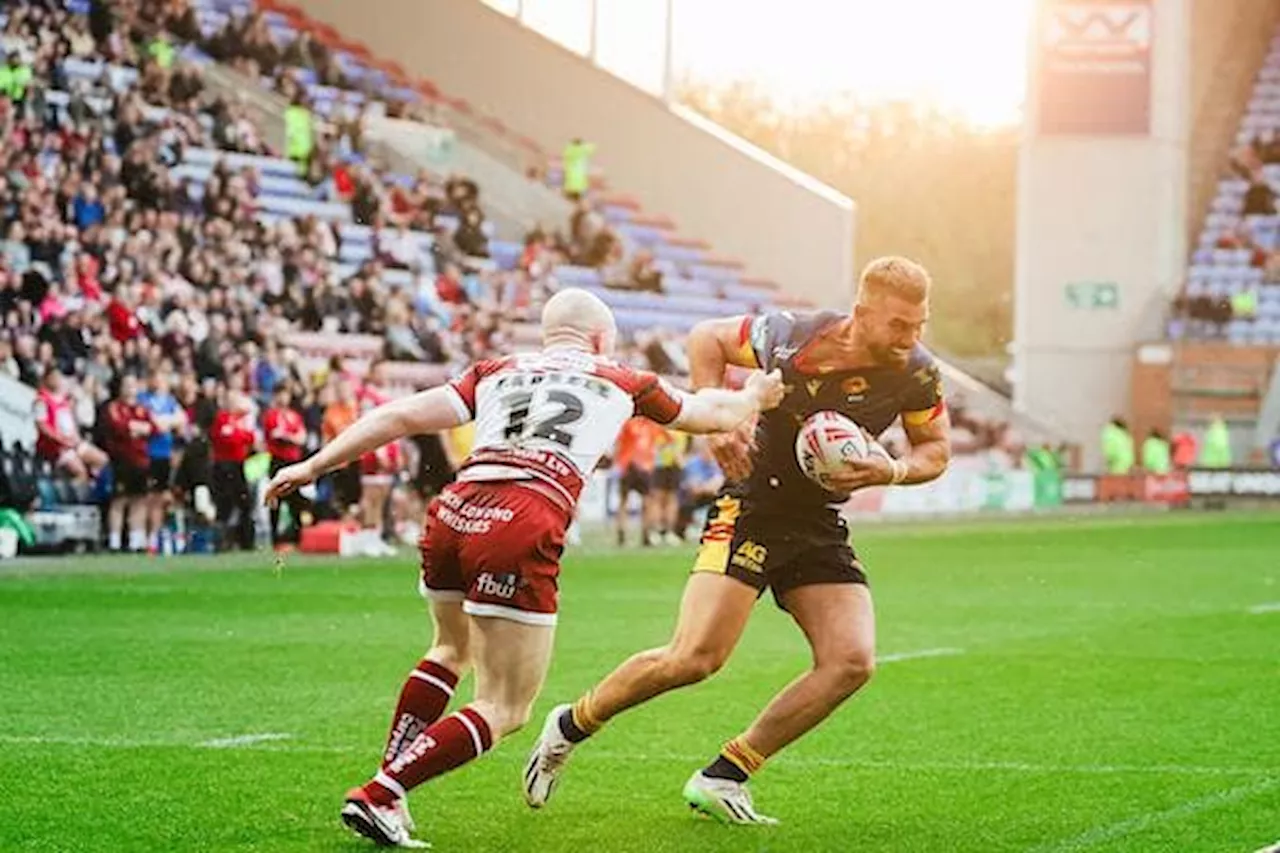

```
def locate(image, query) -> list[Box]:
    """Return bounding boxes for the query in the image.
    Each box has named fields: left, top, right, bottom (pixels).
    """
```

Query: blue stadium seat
left=184, top=148, right=300, bottom=178
left=553, top=266, right=603, bottom=287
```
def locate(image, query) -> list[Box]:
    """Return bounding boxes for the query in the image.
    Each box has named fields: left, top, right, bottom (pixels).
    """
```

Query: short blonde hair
left=857, top=256, right=931, bottom=305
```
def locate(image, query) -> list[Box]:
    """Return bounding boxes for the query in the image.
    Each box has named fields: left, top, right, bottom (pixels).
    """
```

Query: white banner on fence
left=365, top=117, right=457, bottom=167
left=0, top=373, right=36, bottom=449
left=850, top=468, right=1037, bottom=516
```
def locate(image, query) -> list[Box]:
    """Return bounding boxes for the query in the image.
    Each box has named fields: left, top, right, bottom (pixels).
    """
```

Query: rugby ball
left=795, top=411, right=873, bottom=490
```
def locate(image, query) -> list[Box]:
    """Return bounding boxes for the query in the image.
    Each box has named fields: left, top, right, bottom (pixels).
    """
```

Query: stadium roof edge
left=670, top=102, right=856, bottom=212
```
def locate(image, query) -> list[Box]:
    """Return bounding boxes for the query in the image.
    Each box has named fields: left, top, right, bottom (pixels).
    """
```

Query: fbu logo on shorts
left=476, top=572, right=519, bottom=600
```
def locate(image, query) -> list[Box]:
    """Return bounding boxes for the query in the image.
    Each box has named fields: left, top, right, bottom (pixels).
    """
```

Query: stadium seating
left=1180, top=31, right=1280, bottom=343
left=185, top=0, right=789, bottom=333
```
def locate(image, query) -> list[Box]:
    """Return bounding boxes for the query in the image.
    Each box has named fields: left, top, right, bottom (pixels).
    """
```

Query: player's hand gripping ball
left=795, top=411, right=889, bottom=494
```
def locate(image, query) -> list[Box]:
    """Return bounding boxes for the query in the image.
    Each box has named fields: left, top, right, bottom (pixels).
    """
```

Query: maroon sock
left=381, top=659, right=459, bottom=769
left=366, top=706, right=494, bottom=804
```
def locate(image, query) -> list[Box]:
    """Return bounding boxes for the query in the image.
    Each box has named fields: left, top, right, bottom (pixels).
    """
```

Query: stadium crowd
left=0, top=0, right=521, bottom=554
left=0, top=0, right=734, bottom=556
left=0, top=0, right=1033, bottom=558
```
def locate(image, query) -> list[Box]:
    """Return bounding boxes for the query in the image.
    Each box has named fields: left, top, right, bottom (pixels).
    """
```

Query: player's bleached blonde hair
left=856, top=256, right=932, bottom=306
left=541, top=287, right=616, bottom=340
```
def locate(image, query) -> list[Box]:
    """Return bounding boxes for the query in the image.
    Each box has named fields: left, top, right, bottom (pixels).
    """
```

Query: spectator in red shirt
left=210, top=391, right=258, bottom=551
left=106, top=286, right=142, bottom=342
left=33, top=369, right=108, bottom=482
left=333, top=161, right=355, bottom=200
left=263, top=384, right=311, bottom=546
left=101, top=374, right=156, bottom=552
left=435, top=263, right=468, bottom=306
left=74, top=253, right=103, bottom=302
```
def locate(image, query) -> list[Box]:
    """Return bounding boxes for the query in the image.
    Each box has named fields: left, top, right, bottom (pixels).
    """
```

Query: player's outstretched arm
left=671, top=370, right=785, bottom=434
left=263, top=387, right=467, bottom=504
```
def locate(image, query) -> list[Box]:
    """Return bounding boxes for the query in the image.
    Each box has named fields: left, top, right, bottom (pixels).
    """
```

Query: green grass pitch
left=1, top=511, right=1278, bottom=852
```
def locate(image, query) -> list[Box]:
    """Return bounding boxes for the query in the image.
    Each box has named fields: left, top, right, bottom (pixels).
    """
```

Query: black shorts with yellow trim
left=692, top=493, right=867, bottom=607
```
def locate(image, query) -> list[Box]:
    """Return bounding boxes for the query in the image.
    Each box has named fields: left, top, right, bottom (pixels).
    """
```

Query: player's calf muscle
left=470, top=697, right=534, bottom=737
left=662, top=644, right=727, bottom=685
left=590, top=641, right=729, bottom=721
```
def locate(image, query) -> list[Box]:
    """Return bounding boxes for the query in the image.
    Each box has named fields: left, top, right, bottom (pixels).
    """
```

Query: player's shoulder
left=905, top=343, right=941, bottom=374
left=590, top=356, right=660, bottom=397
left=757, top=308, right=845, bottom=344
left=466, top=354, right=520, bottom=380
left=901, top=343, right=944, bottom=393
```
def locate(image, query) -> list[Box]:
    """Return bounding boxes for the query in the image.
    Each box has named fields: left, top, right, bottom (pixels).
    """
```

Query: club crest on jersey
left=842, top=376, right=869, bottom=401
left=730, top=541, right=768, bottom=573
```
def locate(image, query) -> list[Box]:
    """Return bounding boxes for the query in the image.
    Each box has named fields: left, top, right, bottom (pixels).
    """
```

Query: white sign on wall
left=0, top=373, right=36, bottom=449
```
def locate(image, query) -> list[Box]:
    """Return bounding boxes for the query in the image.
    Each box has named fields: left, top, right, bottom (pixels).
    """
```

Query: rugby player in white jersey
left=264, top=288, right=784, bottom=848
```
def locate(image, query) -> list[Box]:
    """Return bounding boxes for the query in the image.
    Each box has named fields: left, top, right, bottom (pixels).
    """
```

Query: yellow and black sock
left=558, top=691, right=603, bottom=743
left=703, top=736, right=766, bottom=784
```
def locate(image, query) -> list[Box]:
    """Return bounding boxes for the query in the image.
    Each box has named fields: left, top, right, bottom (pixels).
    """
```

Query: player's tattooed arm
left=263, top=387, right=469, bottom=504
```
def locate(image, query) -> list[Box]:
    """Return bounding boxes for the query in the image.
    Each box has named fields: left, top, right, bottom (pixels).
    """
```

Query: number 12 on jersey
left=502, top=389, right=584, bottom=448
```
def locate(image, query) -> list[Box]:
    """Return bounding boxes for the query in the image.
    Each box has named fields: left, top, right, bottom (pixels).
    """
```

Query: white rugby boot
left=340, top=788, right=428, bottom=848
left=682, top=770, right=779, bottom=826
left=523, top=704, right=577, bottom=808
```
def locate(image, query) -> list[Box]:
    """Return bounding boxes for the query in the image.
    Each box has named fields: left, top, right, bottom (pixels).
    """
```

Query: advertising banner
left=1037, top=0, right=1152, bottom=135
left=1187, top=469, right=1280, bottom=499
left=1062, top=475, right=1099, bottom=504
left=846, top=469, right=1038, bottom=517
left=0, top=373, right=36, bottom=449
left=1060, top=470, right=1280, bottom=504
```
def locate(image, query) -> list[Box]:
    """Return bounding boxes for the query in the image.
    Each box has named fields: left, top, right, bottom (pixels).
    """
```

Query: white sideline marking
left=878, top=647, right=964, bottom=664
left=1252, top=843, right=1280, bottom=853
left=3, top=734, right=1276, bottom=779
left=197, top=732, right=293, bottom=748
left=1027, top=778, right=1280, bottom=853
left=1247, top=602, right=1280, bottom=614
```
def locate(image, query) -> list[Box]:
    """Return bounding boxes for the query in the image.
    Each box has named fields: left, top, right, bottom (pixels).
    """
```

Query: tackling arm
left=675, top=317, right=782, bottom=433
left=671, top=372, right=783, bottom=434
left=299, top=387, right=467, bottom=480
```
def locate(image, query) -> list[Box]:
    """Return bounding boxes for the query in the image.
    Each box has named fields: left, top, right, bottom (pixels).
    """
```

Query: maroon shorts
left=419, top=480, right=570, bottom=626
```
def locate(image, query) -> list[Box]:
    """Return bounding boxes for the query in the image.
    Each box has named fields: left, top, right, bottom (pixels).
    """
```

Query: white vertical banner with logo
left=1038, top=0, right=1153, bottom=135
left=0, top=373, right=36, bottom=449
left=1013, top=0, right=1188, bottom=467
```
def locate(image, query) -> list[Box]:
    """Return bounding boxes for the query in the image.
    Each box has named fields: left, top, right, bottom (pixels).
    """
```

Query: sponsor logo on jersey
left=805, top=379, right=824, bottom=397
left=435, top=489, right=517, bottom=535
left=730, top=540, right=768, bottom=573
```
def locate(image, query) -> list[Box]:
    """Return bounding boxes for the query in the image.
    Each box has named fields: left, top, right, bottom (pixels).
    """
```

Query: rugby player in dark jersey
left=525, top=257, right=953, bottom=823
